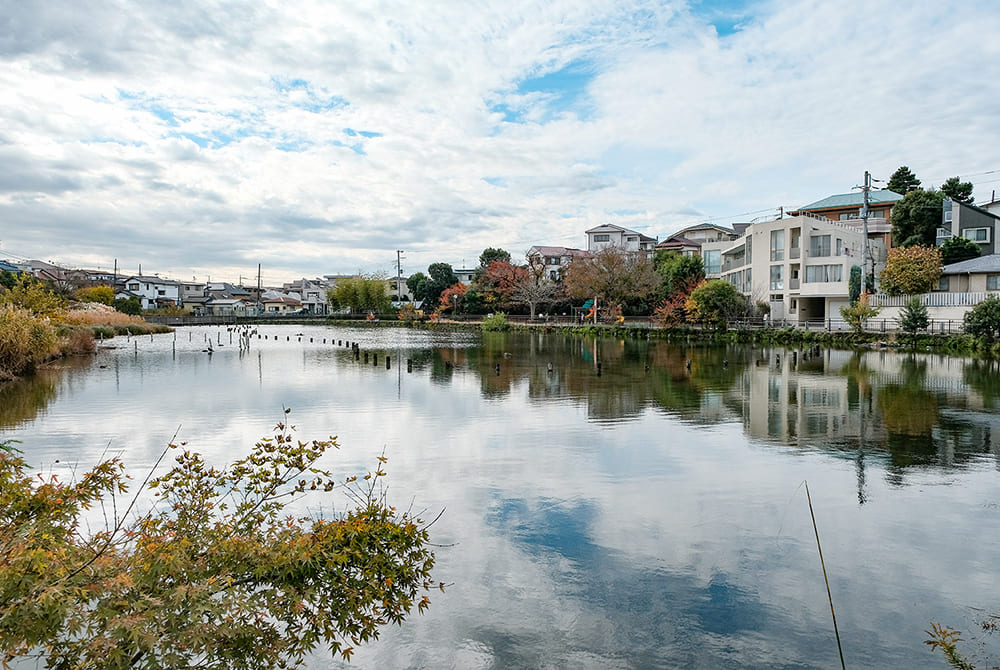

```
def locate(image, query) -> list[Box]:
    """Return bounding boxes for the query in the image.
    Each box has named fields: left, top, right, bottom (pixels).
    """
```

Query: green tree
left=653, top=251, right=705, bottom=297
left=113, top=295, right=143, bottom=315
left=478, top=248, right=511, bottom=268
left=684, top=280, right=747, bottom=329
left=406, top=272, right=429, bottom=302
left=840, top=294, right=880, bottom=334
left=328, top=275, right=390, bottom=313
left=422, top=263, right=459, bottom=308
left=964, top=295, right=1000, bottom=343
left=891, top=189, right=945, bottom=248
left=0, top=417, right=439, bottom=669
left=887, top=165, right=921, bottom=195
left=940, top=177, right=974, bottom=205
left=75, top=285, right=116, bottom=305
left=0, top=271, right=18, bottom=291
left=940, top=236, right=981, bottom=265
left=0, top=275, right=68, bottom=317
left=849, top=265, right=862, bottom=303
left=899, top=296, right=929, bottom=342
left=878, top=246, right=942, bottom=295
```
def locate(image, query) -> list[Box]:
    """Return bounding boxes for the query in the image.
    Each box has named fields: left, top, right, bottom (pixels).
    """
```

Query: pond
left=2, top=325, right=999, bottom=669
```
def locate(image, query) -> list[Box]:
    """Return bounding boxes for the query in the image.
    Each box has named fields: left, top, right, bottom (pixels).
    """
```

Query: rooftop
left=941, top=254, right=1000, bottom=275
left=794, top=189, right=903, bottom=212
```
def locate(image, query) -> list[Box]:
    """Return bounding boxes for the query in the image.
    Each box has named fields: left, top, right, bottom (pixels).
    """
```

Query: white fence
left=871, top=292, right=988, bottom=308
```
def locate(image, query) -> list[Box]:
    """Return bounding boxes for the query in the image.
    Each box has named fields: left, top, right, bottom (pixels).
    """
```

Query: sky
left=2, top=0, right=1000, bottom=285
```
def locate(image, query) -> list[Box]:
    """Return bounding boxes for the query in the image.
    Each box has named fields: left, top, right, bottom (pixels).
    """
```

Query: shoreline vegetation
left=0, top=302, right=169, bottom=381
left=326, top=313, right=988, bottom=355
left=1, top=308, right=993, bottom=383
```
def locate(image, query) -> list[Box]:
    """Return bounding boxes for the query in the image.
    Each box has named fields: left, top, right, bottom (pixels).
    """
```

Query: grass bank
left=0, top=304, right=171, bottom=381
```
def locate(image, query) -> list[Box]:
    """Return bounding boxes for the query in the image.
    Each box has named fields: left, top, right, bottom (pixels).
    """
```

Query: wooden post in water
left=596, top=362, right=602, bottom=376
left=373, top=353, right=378, bottom=365
left=386, top=356, right=390, bottom=369
left=407, top=359, right=412, bottom=372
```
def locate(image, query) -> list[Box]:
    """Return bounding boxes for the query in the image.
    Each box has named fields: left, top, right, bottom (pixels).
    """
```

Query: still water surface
left=2, top=325, right=999, bottom=669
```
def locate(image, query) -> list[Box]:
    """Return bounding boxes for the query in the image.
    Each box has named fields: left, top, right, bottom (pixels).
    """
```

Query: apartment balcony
left=789, top=278, right=800, bottom=290
left=789, top=247, right=800, bottom=259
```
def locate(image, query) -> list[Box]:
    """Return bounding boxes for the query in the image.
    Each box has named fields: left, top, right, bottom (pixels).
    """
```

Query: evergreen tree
left=890, top=189, right=945, bottom=247
left=940, top=176, right=974, bottom=204
left=899, top=296, right=929, bottom=342
left=887, top=165, right=921, bottom=195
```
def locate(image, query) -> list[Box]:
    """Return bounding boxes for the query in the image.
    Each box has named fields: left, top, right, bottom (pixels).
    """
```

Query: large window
left=770, top=265, right=784, bottom=290
left=988, top=274, right=1000, bottom=291
left=704, top=249, right=721, bottom=274
left=805, top=265, right=843, bottom=283
left=810, top=235, right=831, bottom=257
left=593, top=234, right=610, bottom=242
left=964, top=227, right=990, bottom=243
left=770, top=230, right=785, bottom=261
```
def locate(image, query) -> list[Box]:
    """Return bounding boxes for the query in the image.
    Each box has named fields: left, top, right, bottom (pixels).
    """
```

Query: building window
left=964, top=227, right=991, bottom=243
left=770, top=230, right=784, bottom=261
left=988, top=274, right=1000, bottom=291
left=128, top=283, right=139, bottom=291
left=790, top=299, right=797, bottom=312
left=547, top=257, right=560, bottom=265
left=593, top=234, right=610, bottom=242
left=805, top=265, right=843, bottom=283
left=810, top=235, right=831, bottom=257
left=836, top=238, right=844, bottom=256
left=770, top=265, right=784, bottom=290
left=935, top=276, right=950, bottom=291
left=704, top=250, right=721, bottom=274
left=770, top=294, right=783, bottom=302
left=627, top=236, right=638, bottom=242
left=157, top=289, right=166, bottom=296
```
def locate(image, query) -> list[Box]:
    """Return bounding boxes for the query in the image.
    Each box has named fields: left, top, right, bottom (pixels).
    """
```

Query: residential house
left=262, top=295, right=302, bottom=314
left=789, top=189, right=902, bottom=251
left=179, top=281, right=207, bottom=304
left=937, top=198, right=1000, bottom=255
left=0, top=260, right=23, bottom=275
left=64, top=268, right=117, bottom=289
left=201, top=298, right=250, bottom=316
left=283, top=278, right=329, bottom=314
left=585, top=224, right=657, bottom=255
left=672, top=223, right=743, bottom=244
left=871, top=254, right=1000, bottom=325
left=526, top=246, right=591, bottom=282
left=454, top=268, right=478, bottom=285
left=702, top=215, right=882, bottom=322
left=117, top=276, right=181, bottom=309
left=654, top=235, right=701, bottom=257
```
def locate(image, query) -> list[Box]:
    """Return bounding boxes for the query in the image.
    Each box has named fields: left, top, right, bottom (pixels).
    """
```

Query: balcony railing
left=789, top=247, right=800, bottom=259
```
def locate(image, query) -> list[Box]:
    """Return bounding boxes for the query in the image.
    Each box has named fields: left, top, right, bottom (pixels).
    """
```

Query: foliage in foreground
left=0, top=417, right=439, bottom=669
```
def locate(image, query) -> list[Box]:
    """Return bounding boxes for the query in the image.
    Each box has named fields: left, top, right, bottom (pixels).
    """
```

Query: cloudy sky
left=2, top=0, right=999, bottom=284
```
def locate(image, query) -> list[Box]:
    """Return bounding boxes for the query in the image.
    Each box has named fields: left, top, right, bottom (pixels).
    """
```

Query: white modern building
left=702, top=215, right=884, bottom=322
left=585, top=224, right=657, bottom=255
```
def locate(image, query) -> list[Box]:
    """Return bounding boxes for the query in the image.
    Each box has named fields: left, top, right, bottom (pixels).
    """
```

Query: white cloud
left=1, top=0, right=998, bottom=282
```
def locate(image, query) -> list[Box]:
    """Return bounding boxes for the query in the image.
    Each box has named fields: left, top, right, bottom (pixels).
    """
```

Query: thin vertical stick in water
left=805, top=481, right=846, bottom=670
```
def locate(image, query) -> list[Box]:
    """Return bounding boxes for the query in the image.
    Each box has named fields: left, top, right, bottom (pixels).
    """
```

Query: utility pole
left=856, top=171, right=875, bottom=296
left=396, top=250, right=405, bottom=301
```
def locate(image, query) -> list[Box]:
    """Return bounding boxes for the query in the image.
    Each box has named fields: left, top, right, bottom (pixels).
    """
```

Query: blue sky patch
left=482, top=177, right=506, bottom=188
left=689, top=0, right=756, bottom=37
left=511, top=58, right=598, bottom=123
